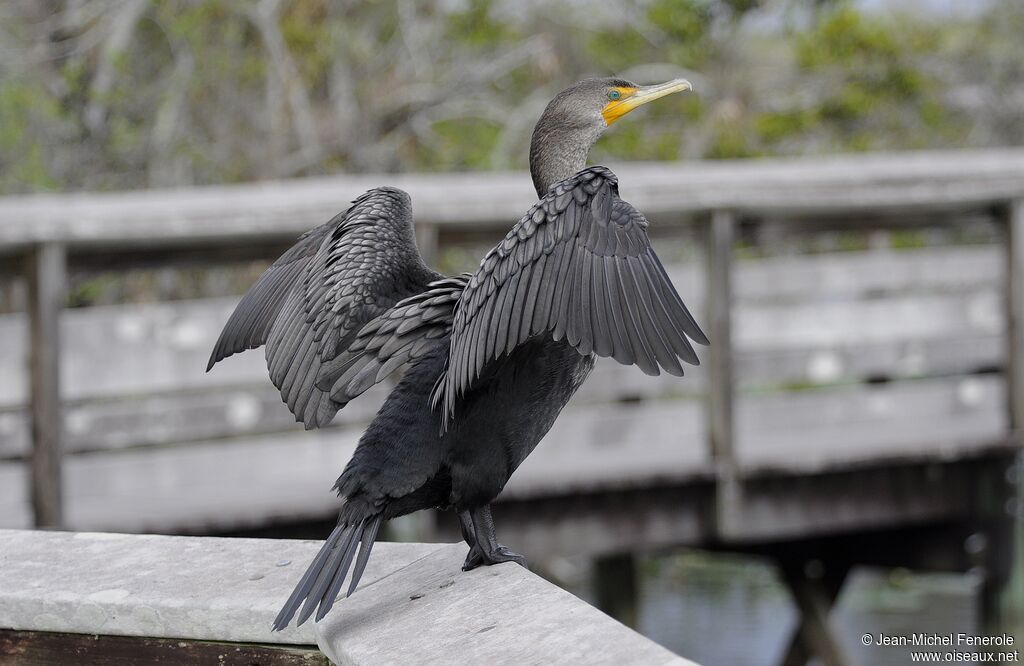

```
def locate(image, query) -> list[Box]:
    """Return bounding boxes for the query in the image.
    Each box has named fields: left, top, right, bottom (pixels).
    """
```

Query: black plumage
left=207, top=76, right=706, bottom=630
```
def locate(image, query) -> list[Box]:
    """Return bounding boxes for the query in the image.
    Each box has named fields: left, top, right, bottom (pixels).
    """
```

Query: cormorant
left=207, top=77, right=707, bottom=630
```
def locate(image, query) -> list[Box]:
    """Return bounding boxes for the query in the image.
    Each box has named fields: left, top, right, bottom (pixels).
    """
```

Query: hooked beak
left=602, top=78, right=693, bottom=125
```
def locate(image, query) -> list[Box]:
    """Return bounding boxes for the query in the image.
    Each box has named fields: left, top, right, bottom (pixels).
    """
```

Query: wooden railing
left=0, top=529, right=692, bottom=664
left=1, top=149, right=1023, bottom=539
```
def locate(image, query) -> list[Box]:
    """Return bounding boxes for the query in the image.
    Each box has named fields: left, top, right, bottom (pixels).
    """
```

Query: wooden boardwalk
left=0, top=246, right=1011, bottom=534
left=1, top=149, right=1023, bottom=665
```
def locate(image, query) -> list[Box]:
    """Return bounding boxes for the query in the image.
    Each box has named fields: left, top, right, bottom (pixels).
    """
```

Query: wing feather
left=208, top=187, right=441, bottom=428
left=602, top=256, right=633, bottom=366
left=434, top=166, right=707, bottom=424
left=590, top=256, right=613, bottom=357
left=318, top=276, right=467, bottom=404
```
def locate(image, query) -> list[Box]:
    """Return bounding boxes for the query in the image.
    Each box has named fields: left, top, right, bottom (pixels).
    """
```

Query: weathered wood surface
left=706, top=210, right=740, bottom=537
left=0, top=630, right=328, bottom=666
left=493, top=458, right=994, bottom=557
left=0, top=529, right=434, bottom=646
left=24, top=244, right=65, bottom=528
left=1007, top=200, right=1024, bottom=433
left=313, top=542, right=689, bottom=666
left=0, top=399, right=710, bottom=532
left=1, top=149, right=1023, bottom=255
left=0, top=239, right=1013, bottom=533
left=0, top=245, right=1003, bottom=409
left=0, top=530, right=694, bottom=665
left=0, top=374, right=1009, bottom=532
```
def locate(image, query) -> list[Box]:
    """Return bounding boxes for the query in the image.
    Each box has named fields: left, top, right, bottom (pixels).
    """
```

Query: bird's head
left=541, top=77, right=693, bottom=132
left=530, top=76, right=692, bottom=195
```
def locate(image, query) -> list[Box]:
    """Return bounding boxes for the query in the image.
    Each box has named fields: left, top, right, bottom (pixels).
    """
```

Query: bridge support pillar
left=777, top=559, right=851, bottom=666
left=593, top=552, right=639, bottom=629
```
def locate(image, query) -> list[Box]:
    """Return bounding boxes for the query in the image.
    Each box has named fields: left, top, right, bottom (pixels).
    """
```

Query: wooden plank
left=737, top=334, right=1001, bottom=389
left=664, top=246, right=1004, bottom=310
left=492, top=459, right=993, bottom=556
left=0, top=530, right=695, bottom=665
left=25, top=244, right=66, bottom=528
left=0, top=309, right=1000, bottom=462
left=0, top=375, right=1010, bottom=533
left=0, top=464, right=29, bottom=529
left=312, top=543, right=693, bottom=666
left=0, top=400, right=710, bottom=532
left=0, top=244, right=1005, bottom=409
left=506, top=401, right=709, bottom=498
left=736, top=375, right=1009, bottom=474
left=725, top=461, right=984, bottom=543
left=0, top=149, right=1022, bottom=253
left=738, top=289, right=1003, bottom=351
left=0, top=630, right=328, bottom=666
left=732, top=245, right=1000, bottom=303
left=0, top=529, right=443, bottom=646
left=0, top=384, right=385, bottom=460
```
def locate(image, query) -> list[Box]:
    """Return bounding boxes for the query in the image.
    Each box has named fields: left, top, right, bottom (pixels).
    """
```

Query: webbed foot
left=462, top=543, right=528, bottom=571
left=458, top=505, right=529, bottom=571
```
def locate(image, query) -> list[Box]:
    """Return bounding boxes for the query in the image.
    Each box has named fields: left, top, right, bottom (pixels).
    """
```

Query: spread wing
left=207, top=186, right=441, bottom=428
left=435, top=166, right=708, bottom=422
left=315, top=275, right=469, bottom=403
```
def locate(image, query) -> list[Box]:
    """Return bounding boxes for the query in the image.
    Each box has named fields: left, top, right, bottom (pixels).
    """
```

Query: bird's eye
left=608, top=90, right=621, bottom=101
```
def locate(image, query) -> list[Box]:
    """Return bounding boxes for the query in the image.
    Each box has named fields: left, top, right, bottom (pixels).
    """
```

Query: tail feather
left=272, top=527, right=343, bottom=631
left=272, top=514, right=384, bottom=631
left=310, top=525, right=363, bottom=623
left=347, top=516, right=383, bottom=598
left=297, top=522, right=362, bottom=626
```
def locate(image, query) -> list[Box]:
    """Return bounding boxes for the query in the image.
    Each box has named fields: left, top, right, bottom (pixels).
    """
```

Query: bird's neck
left=529, top=122, right=604, bottom=197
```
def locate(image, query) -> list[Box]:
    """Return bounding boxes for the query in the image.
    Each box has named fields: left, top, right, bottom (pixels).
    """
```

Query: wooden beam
left=0, top=630, right=328, bottom=666
left=0, top=530, right=695, bottom=665
left=314, top=543, right=691, bottom=666
left=1000, top=199, right=1024, bottom=629
left=1006, top=199, right=1024, bottom=436
left=707, top=210, right=739, bottom=537
left=1, top=149, right=1023, bottom=255
left=25, top=243, right=66, bottom=528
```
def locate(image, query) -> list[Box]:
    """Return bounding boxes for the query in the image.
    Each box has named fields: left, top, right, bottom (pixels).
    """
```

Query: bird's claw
left=462, top=544, right=528, bottom=571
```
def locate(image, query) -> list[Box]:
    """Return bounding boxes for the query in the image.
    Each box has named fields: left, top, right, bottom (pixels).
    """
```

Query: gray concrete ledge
left=1, top=529, right=696, bottom=665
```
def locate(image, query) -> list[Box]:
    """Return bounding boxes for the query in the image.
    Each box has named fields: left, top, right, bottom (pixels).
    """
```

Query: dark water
left=625, top=552, right=983, bottom=666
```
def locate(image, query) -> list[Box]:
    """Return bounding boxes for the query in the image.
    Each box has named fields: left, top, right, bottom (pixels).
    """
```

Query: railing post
left=1007, top=200, right=1024, bottom=441
left=1001, top=199, right=1024, bottom=628
left=416, top=222, right=440, bottom=268
left=706, top=209, right=739, bottom=538
left=26, top=243, right=66, bottom=528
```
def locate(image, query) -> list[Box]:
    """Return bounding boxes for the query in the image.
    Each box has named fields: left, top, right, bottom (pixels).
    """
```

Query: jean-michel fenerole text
left=872, top=633, right=1015, bottom=648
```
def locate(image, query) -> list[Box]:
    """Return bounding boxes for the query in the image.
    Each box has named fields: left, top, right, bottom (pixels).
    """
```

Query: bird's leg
left=458, top=510, right=476, bottom=546
left=458, top=510, right=485, bottom=570
left=461, top=504, right=528, bottom=571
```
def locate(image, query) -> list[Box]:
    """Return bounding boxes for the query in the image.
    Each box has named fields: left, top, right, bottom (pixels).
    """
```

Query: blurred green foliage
left=0, top=0, right=1019, bottom=194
